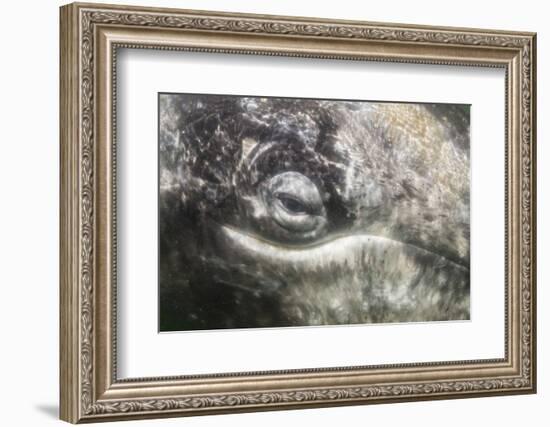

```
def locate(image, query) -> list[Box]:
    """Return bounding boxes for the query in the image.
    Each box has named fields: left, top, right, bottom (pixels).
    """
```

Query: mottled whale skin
left=159, top=94, right=470, bottom=331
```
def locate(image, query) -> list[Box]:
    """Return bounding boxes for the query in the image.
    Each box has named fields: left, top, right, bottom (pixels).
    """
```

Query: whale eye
left=260, top=171, right=327, bottom=240
left=275, top=193, right=309, bottom=215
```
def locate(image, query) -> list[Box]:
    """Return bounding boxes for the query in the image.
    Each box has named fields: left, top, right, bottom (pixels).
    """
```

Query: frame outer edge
left=60, top=3, right=81, bottom=424
left=529, top=33, right=537, bottom=393
left=68, top=1, right=536, bottom=37
left=59, top=2, right=537, bottom=422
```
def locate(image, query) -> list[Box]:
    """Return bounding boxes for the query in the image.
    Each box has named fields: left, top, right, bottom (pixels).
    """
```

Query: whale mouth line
left=219, top=224, right=469, bottom=271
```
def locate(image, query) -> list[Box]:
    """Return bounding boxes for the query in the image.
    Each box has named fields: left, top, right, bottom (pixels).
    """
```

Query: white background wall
left=0, top=0, right=545, bottom=425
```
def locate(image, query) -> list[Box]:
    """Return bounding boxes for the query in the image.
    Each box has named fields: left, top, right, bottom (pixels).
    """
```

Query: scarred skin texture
left=159, top=94, right=470, bottom=331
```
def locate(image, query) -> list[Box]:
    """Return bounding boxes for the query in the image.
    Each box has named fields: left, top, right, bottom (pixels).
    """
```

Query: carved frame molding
left=60, top=2, right=536, bottom=423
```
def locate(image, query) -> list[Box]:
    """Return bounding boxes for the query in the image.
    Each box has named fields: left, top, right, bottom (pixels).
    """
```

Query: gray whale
left=159, top=94, right=470, bottom=331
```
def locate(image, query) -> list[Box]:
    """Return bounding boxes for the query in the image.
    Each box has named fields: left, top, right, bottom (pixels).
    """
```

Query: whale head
left=159, top=94, right=470, bottom=331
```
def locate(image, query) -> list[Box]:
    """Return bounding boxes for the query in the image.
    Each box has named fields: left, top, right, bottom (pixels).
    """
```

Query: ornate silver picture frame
left=60, top=2, right=536, bottom=423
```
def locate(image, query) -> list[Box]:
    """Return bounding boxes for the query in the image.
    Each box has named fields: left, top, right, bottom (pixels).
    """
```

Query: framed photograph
left=60, top=2, right=537, bottom=423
